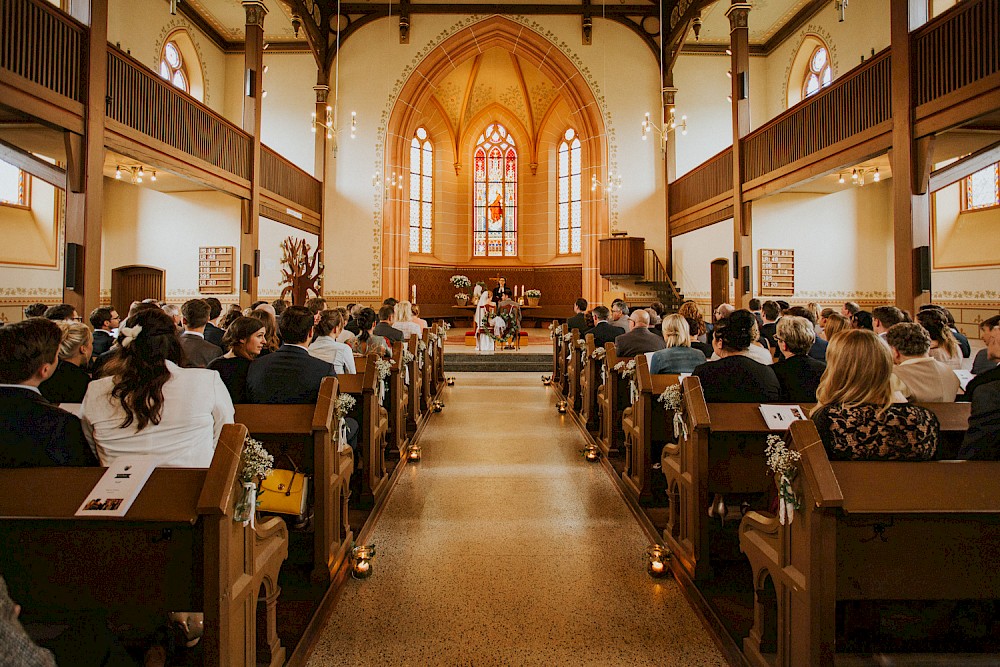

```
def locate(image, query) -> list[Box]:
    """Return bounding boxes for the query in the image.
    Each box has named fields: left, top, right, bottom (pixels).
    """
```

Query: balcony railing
left=106, top=48, right=252, bottom=182
left=0, top=0, right=84, bottom=102
left=914, top=0, right=1000, bottom=107
left=668, top=147, right=733, bottom=217
left=261, top=146, right=322, bottom=215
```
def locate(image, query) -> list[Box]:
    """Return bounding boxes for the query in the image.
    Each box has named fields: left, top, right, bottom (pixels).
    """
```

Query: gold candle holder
left=647, top=544, right=670, bottom=578
left=407, top=445, right=422, bottom=461
left=351, top=544, right=376, bottom=579
left=583, top=444, right=600, bottom=462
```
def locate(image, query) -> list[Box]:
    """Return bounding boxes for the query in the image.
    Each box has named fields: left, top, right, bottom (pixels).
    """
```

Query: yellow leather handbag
left=258, top=468, right=309, bottom=517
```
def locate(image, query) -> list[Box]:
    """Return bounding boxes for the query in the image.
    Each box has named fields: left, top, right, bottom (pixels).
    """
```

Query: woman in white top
left=310, top=309, right=357, bottom=375
left=333, top=307, right=357, bottom=344
left=81, top=308, right=234, bottom=468
left=393, top=301, right=423, bottom=340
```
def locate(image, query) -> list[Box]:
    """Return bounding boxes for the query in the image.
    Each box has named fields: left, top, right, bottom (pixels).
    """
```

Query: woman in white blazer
left=309, top=309, right=357, bottom=375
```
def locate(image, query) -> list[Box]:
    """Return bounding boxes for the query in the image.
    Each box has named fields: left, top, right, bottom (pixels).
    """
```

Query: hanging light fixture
left=591, top=0, right=622, bottom=196
left=847, top=166, right=881, bottom=187
left=639, top=0, right=689, bottom=155
left=115, top=164, right=156, bottom=185
left=311, top=0, right=357, bottom=155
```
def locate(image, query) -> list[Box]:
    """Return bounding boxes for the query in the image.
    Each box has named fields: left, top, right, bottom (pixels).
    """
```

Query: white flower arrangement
left=576, top=339, right=587, bottom=349
left=591, top=347, right=607, bottom=360
left=657, top=385, right=688, bottom=441
left=615, top=358, right=637, bottom=379
left=334, top=393, right=356, bottom=419
left=450, top=275, right=471, bottom=289
left=235, top=436, right=274, bottom=526
left=442, top=322, right=452, bottom=330
left=765, top=434, right=802, bottom=525
left=374, top=357, right=393, bottom=381
left=402, top=349, right=415, bottom=366
left=455, top=292, right=470, bottom=300
left=417, top=340, right=427, bottom=353
left=525, top=289, right=541, bottom=297
left=562, top=332, right=574, bottom=343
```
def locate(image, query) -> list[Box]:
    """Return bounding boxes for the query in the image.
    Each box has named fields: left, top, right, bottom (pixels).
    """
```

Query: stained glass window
left=159, top=40, right=189, bottom=94
left=802, top=45, right=832, bottom=98
left=963, top=162, right=1000, bottom=211
left=473, top=123, right=517, bottom=257
left=558, top=128, right=582, bottom=254
left=409, top=127, right=433, bottom=253
left=0, top=160, right=28, bottom=207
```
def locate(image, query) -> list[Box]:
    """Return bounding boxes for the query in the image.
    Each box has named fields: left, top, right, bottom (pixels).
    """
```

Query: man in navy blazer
left=0, top=318, right=98, bottom=468
left=587, top=306, right=620, bottom=348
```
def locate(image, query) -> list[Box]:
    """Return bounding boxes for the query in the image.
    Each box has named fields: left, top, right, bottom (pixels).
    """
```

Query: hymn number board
left=759, top=249, right=795, bottom=297
left=199, top=246, right=234, bottom=294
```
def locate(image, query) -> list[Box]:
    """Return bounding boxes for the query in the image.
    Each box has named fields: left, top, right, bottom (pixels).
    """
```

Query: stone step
left=444, top=353, right=553, bottom=373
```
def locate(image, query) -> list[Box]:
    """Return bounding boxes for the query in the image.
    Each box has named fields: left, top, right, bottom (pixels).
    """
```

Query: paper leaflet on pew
left=758, top=404, right=808, bottom=430
left=954, top=369, right=974, bottom=392
left=75, top=456, right=157, bottom=518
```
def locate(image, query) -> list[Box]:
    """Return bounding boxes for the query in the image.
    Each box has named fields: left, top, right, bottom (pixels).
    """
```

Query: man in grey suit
left=179, top=299, right=223, bottom=368
left=609, top=300, right=631, bottom=332
left=614, top=310, right=666, bottom=357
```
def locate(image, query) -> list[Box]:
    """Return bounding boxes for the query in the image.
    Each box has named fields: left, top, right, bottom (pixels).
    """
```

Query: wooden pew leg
left=256, top=578, right=285, bottom=667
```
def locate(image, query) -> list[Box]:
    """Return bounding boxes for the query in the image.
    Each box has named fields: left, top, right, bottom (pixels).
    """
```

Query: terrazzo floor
left=306, top=372, right=728, bottom=666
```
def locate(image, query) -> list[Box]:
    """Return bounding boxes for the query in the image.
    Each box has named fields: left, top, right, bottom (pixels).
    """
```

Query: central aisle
left=307, top=372, right=727, bottom=665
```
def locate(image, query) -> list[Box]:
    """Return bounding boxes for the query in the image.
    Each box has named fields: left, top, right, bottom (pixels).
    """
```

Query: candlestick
left=411, top=284, right=416, bottom=303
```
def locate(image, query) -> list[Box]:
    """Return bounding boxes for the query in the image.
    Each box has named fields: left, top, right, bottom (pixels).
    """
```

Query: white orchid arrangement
left=657, top=385, right=688, bottom=441
left=765, top=435, right=802, bottom=525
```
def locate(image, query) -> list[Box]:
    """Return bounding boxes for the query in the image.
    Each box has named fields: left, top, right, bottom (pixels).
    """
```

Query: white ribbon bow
left=119, top=324, right=143, bottom=347
left=242, top=482, right=257, bottom=528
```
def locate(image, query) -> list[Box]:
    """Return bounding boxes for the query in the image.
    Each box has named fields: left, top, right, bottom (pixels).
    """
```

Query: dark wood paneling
left=914, top=0, right=1000, bottom=107
left=409, top=265, right=582, bottom=310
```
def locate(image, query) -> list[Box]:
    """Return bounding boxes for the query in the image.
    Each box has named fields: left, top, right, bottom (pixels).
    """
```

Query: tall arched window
left=159, top=39, right=190, bottom=94
left=473, top=123, right=517, bottom=257
left=802, top=44, right=832, bottom=98
left=963, top=161, right=1000, bottom=211
left=409, top=127, right=433, bottom=253
left=558, top=128, right=582, bottom=255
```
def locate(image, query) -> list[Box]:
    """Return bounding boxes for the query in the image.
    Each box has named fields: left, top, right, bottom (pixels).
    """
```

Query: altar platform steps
left=443, top=352, right=552, bottom=373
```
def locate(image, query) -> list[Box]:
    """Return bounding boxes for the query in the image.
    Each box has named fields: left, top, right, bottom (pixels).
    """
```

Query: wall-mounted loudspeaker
left=916, top=245, right=931, bottom=292
left=742, top=266, right=751, bottom=294
left=254, top=249, right=261, bottom=277
left=732, top=252, right=739, bottom=280
left=242, top=264, right=251, bottom=292
left=65, top=243, right=82, bottom=290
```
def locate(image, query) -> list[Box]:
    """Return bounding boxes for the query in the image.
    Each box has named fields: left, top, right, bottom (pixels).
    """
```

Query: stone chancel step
left=443, top=352, right=553, bottom=373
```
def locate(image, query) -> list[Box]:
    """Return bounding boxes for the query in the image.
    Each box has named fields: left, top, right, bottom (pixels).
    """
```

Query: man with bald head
left=614, top=309, right=667, bottom=357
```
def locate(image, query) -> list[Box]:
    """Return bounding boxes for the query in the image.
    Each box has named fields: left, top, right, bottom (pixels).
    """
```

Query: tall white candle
left=412, top=284, right=416, bottom=302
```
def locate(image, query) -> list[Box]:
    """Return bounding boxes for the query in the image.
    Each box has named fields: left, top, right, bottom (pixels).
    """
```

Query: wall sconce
left=351, top=544, right=376, bottom=579
left=115, top=165, right=156, bottom=185
left=372, top=170, right=404, bottom=195
left=407, top=445, right=421, bottom=462
left=583, top=443, right=600, bottom=462
left=591, top=171, right=622, bottom=195
left=647, top=544, right=671, bottom=577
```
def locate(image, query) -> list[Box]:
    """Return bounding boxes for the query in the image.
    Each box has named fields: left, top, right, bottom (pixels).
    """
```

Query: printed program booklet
left=75, top=456, right=157, bottom=517
left=758, top=404, right=808, bottom=430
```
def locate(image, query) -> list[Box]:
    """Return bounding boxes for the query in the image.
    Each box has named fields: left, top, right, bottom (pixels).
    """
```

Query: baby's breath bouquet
left=657, top=384, right=688, bottom=441
left=402, top=349, right=415, bottom=366
left=615, top=358, right=637, bottom=379
left=765, top=434, right=802, bottom=525
left=334, top=393, right=356, bottom=450
left=591, top=347, right=606, bottom=360
left=375, top=357, right=393, bottom=403
left=235, top=436, right=274, bottom=526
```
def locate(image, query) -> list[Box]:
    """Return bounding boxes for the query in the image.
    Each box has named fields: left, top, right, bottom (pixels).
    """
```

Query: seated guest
left=759, top=300, right=781, bottom=349
left=772, top=316, right=826, bottom=403
left=609, top=300, right=630, bottom=332
left=248, top=308, right=280, bottom=354
left=972, top=315, right=1000, bottom=375
left=43, top=303, right=79, bottom=322
left=497, top=291, right=522, bottom=329
left=179, top=299, right=224, bottom=368
left=821, top=312, right=851, bottom=341
left=208, top=317, right=266, bottom=403
left=246, top=306, right=337, bottom=404
left=218, top=303, right=242, bottom=330
left=645, top=308, right=663, bottom=335
left=161, top=303, right=182, bottom=330
left=916, top=309, right=962, bottom=370
left=887, top=322, right=960, bottom=403
left=679, top=301, right=712, bottom=356
left=851, top=310, right=874, bottom=331
left=393, top=301, right=423, bottom=339
left=410, top=304, right=428, bottom=332
left=351, top=308, right=389, bottom=357
left=649, top=314, right=706, bottom=375
left=566, top=298, right=588, bottom=334
left=270, top=298, right=289, bottom=318
left=81, top=308, right=234, bottom=467
left=202, top=297, right=225, bottom=348
left=335, top=307, right=358, bottom=344
left=310, top=310, right=357, bottom=375
left=748, top=298, right=764, bottom=328
left=959, top=379, right=1000, bottom=459
left=0, top=318, right=97, bottom=467
left=922, top=304, right=971, bottom=357
left=374, top=304, right=404, bottom=343
left=712, top=320, right=773, bottom=365
left=38, top=321, right=93, bottom=404
left=587, top=306, right=620, bottom=348
left=810, top=329, right=938, bottom=460
left=88, top=306, right=119, bottom=357
left=962, top=318, right=1000, bottom=402
left=305, top=297, right=327, bottom=325
left=805, top=302, right=822, bottom=331
left=840, top=301, right=861, bottom=319
left=614, top=310, right=666, bottom=357
left=872, top=305, right=905, bottom=339
left=785, top=306, right=827, bottom=361
left=817, top=307, right=836, bottom=337
left=23, top=302, right=47, bottom=318
left=693, top=311, right=780, bottom=403
left=345, top=303, right=363, bottom=335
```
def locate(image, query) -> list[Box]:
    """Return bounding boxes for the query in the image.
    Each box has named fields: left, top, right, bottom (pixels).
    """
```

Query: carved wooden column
left=890, top=0, right=931, bottom=313
left=314, top=81, right=329, bottom=300
left=240, top=1, right=267, bottom=308
left=63, top=0, right=107, bottom=314
left=728, top=2, right=752, bottom=309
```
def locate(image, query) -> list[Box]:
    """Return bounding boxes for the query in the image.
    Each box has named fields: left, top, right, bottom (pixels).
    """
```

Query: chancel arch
left=381, top=16, right=609, bottom=303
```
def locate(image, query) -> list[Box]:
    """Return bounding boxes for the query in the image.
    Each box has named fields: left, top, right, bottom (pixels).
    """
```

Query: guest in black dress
left=810, top=329, right=938, bottom=460
left=39, top=321, right=92, bottom=404
left=692, top=310, right=780, bottom=403
left=772, top=315, right=826, bottom=402
left=208, top=317, right=266, bottom=404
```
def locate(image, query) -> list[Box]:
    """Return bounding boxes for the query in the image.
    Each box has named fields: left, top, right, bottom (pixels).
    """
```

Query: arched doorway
left=710, top=258, right=730, bottom=317
left=380, top=16, right=610, bottom=303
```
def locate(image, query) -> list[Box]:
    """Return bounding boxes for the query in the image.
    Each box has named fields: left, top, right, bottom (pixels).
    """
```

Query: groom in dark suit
left=0, top=318, right=98, bottom=468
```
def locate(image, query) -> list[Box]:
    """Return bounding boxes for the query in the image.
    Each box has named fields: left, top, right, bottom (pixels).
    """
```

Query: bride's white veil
left=474, top=290, right=492, bottom=332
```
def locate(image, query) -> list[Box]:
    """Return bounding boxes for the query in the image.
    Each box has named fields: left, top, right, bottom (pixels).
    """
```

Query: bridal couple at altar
left=474, top=289, right=521, bottom=353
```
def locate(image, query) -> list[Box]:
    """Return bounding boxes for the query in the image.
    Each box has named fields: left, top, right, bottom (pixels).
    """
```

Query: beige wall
left=258, top=217, right=319, bottom=300
left=931, top=181, right=1000, bottom=302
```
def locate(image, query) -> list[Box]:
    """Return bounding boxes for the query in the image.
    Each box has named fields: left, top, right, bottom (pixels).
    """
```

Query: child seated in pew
left=810, top=329, right=939, bottom=460
left=0, top=318, right=98, bottom=468
left=81, top=308, right=235, bottom=467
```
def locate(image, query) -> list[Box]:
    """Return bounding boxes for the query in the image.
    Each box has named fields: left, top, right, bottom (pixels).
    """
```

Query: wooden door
left=111, top=265, right=165, bottom=317
left=710, top=259, right=729, bottom=318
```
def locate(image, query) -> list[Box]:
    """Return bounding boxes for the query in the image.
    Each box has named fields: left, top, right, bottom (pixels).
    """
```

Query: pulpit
left=598, top=236, right=644, bottom=278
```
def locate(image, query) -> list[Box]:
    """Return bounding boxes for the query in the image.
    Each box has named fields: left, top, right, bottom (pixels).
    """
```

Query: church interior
left=1, top=0, right=999, bottom=664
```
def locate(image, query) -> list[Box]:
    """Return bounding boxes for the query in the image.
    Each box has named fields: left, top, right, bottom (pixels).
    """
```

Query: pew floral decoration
left=375, top=357, right=393, bottom=403
left=657, top=385, right=688, bottom=441
left=591, top=347, right=606, bottom=360
left=550, top=324, right=563, bottom=339
left=615, top=359, right=638, bottom=404
left=334, top=394, right=356, bottom=452
left=765, top=434, right=802, bottom=525
left=417, top=340, right=427, bottom=368
left=402, top=349, right=415, bottom=366
left=235, top=436, right=274, bottom=527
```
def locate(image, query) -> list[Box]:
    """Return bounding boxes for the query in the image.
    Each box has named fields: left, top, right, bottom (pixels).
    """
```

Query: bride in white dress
left=474, top=291, right=495, bottom=353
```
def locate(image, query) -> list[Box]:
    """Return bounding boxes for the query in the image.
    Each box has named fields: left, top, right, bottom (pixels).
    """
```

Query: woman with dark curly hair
left=678, top=300, right=713, bottom=356
left=692, top=310, right=780, bottom=403
left=80, top=308, right=234, bottom=467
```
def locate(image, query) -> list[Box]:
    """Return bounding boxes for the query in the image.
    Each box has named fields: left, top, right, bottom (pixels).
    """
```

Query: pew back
left=621, top=354, right=679, bottom=504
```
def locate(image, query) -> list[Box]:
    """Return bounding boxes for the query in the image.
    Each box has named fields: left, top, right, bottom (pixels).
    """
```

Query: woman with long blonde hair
left=820, top=312, right=851, bottom=341
left=916, top=308, right=962, bottom=370
left=38, top=321, right=93, bottom=404
left=810, top=329, right=938, bottom=460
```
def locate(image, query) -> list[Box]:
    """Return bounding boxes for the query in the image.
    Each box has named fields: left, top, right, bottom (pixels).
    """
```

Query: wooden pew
left=550, top=321, right=563, bottom=390
left=234, top=377, right=353, bottom=583
left=565, top=328, right=583, bottom=411
left=420, top=328, right=434, bottom=414
left=0, top=424, right=288, bottom=667
left=338, top=358, right=390, bottom=506
left=597, top=344, right=632, bottom=456
left=621, top=354, right=679, bottom=505
left=579, top=334, right=602, bottom=432
left=386, top=342, right=408, bottom=456
left=405, top=334, right=423, bottom=437
left=739, top=416, right=995, bottom=667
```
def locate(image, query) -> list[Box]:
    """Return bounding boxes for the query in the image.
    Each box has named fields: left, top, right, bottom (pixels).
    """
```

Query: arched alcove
left=380, top=16, right=609, bottom=303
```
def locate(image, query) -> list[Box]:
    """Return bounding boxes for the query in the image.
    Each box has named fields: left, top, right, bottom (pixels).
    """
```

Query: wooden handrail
left=643, top=248, right=682, bottom=302
left=106, top=46, right=252, bottom=181
left=0, top=0, right=85, bottom=102
left=668, top=146, right=732, bottom=216
left=261, top=144, right=322, bottom=214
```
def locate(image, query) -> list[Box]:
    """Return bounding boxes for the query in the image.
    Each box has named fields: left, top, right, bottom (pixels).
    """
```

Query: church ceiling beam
left=281, top=0, right=331, bottom=71
left=928, top=139, right=1000, bottom=193
left=0, top=138, right=66, bottom=189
